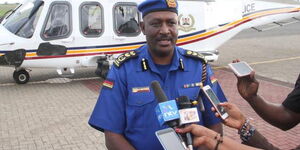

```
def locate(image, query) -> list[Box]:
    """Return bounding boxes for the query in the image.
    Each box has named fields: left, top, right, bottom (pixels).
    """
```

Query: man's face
left=140, top=11, right=178, bottom=58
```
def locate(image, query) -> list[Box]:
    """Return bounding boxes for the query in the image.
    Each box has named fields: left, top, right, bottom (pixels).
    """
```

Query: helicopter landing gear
left=95, top=56, right=109, bottom=79
left=13, top=69, right=30, bottom=84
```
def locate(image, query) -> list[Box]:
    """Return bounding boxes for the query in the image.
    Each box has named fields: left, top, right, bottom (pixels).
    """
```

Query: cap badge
left=166, top=0, right=177, bottom=8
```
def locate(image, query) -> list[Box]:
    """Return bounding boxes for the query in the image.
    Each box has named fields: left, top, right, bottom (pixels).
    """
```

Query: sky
left=0, top=0, right=22, bottom=4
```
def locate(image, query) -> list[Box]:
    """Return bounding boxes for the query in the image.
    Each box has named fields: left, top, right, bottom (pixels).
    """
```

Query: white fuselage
left=0, top=0, right=299, bottom=69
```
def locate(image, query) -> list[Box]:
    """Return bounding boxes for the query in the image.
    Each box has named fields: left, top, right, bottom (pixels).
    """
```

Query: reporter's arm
left=236, top=68, right=300, bottom=130
left=204, top=123, right=223, bottom=150
left=197, top=123, right=222, bottom=150
left=247, top=95, right=300, bottom=130
left=213, top=103, right=280, bottom=150
left=242, top=130, right=279, bottom=150
left=216, top=135, right=262, bottom=150
left=176, top=124, right=261, bottom=150
left=207, top=122, right=223, bottom=135
left=194, top=136, right=262, bottom=150
left=104, top=131, right=135, bottom=150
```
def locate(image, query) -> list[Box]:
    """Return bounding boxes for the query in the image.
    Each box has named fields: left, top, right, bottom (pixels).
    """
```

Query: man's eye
left=151, top=23, right=161, bottom=27
left=169, top=22, right=177, bottom=26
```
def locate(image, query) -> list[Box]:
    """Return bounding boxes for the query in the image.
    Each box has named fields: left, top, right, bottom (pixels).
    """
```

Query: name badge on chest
left=132, top=86, right=150, bottom=93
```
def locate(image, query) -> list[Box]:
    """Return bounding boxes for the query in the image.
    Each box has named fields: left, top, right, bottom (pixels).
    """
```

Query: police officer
left=88, top=0, right=228, bottom=150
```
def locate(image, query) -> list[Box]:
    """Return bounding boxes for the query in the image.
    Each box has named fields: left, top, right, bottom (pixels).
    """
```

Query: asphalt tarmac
left=213, top=22, right=300, bottom=85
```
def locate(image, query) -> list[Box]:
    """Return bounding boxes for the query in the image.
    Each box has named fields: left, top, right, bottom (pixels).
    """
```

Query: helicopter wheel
left=13, top=69, right=30, bottom=84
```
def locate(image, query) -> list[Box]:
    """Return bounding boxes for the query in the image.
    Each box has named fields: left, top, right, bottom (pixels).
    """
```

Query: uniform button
left=137, top=101, right=143, bottom=105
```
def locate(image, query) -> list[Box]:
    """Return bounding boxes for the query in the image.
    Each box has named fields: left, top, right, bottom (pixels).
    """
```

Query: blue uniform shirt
left=89, top=45, right=227, bottom=150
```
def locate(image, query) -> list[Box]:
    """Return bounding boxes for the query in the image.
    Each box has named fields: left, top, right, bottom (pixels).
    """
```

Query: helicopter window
left=80, top=2, right=103, bottom=37
left=3, top=0, right=44, bottom=38
left=114, top=3, right=140, bottom=37
left=42, top=2, right=71, bottom=40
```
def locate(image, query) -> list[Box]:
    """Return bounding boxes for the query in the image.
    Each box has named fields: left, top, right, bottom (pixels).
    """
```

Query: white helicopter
left=0, top=0, right=299, bottom=84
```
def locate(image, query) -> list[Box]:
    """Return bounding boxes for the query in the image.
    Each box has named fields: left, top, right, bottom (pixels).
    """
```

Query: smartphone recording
left=228, top=61, right=253, bottom=77
left=155, top=128, right=186, bottom=150
left=202, top=85, right=229, bottom=120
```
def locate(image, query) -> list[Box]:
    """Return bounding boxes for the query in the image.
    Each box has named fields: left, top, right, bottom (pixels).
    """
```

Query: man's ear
left=139, top=22, right=146, bottom=35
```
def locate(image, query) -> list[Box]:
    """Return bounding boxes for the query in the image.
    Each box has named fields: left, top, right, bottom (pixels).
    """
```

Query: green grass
left=0, top=4, right=18, bottom=18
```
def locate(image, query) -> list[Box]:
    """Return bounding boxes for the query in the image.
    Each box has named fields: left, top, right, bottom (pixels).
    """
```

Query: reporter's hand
left=177, top=124, right=262, bottom=150
left=175, top=124, right=217, bottom=149
left=232, top=59, right=259, bottom=101
left=212, top=102, right=246, bottom=130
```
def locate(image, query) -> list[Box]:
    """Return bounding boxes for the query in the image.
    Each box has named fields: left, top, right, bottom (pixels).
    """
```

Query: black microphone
left=178, top=96, right=200, bottom=150
left=197, top=91, right=205, bottom=112
left=178, top=96, right=191, bottom=109
left=151, top=80, right=168, bottom=103
left=151, top=81, right=179, bottom=128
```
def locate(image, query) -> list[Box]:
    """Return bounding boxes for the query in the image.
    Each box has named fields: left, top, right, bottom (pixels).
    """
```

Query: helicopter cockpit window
left=114, top=3, right=140, bottom=36
left=3, top=0, right=44, bottom=38
left=80, top=2, right=103, bottom=37
left=42, top=2, right=71, bottom=40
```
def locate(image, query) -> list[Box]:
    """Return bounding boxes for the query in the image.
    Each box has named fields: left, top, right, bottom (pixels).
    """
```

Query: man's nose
left=159, top=23, right=170, bottom=35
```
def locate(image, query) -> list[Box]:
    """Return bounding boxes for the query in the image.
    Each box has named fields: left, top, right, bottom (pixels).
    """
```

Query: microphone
left=151, top=81, right=187, bottom=149
left=197, top=96, right=205, bottom=112
left=177, top=96, right=200, bottom=150
left=178, top=96, right=200, bottom=125
left=151, top=81, right=179, bottom=128
left=151, top=80, right=168, bottom=103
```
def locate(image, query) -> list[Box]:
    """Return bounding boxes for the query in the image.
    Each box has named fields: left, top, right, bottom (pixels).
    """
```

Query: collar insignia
left=179, top=58, right=184, bottom=70
left=141, top=58, right=149, bottom=71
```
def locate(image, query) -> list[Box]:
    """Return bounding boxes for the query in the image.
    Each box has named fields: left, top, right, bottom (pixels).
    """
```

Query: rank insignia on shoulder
left=185, top=50, right=207, bottom=63
left=103, top=79, right=114, bottom=89
left=114, top=51, right=138, bottom=68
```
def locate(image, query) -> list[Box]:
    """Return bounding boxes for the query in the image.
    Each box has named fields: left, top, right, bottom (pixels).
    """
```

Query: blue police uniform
left=89, top=45, right=227, bottom=150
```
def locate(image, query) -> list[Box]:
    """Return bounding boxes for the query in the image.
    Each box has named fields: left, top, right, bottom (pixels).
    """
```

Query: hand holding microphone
left=175, top=124, right=219, bottom=149
left=151, top=81, right=202, bottom=150
left=177, top=96, right=200, bottom=150
left=151, top=81, right=187, bottom=149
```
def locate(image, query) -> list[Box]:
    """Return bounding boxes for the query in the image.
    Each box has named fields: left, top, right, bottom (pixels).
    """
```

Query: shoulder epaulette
left=114, top=51, right=138, bottom=68
left=184, top=50, right=207, bottom=63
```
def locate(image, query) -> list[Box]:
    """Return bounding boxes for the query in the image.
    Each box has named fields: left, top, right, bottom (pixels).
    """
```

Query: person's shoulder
left=178, top=47, right=207, bottom=64
left=113, top=45, right=147, bottom=68
left=113, top=50, right=139, bottom=68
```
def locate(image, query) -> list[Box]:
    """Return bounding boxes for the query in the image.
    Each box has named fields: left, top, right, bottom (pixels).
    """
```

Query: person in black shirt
left=176, top=61, right=300, bottom=150
left=235, top=61, right=300, bottom=130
